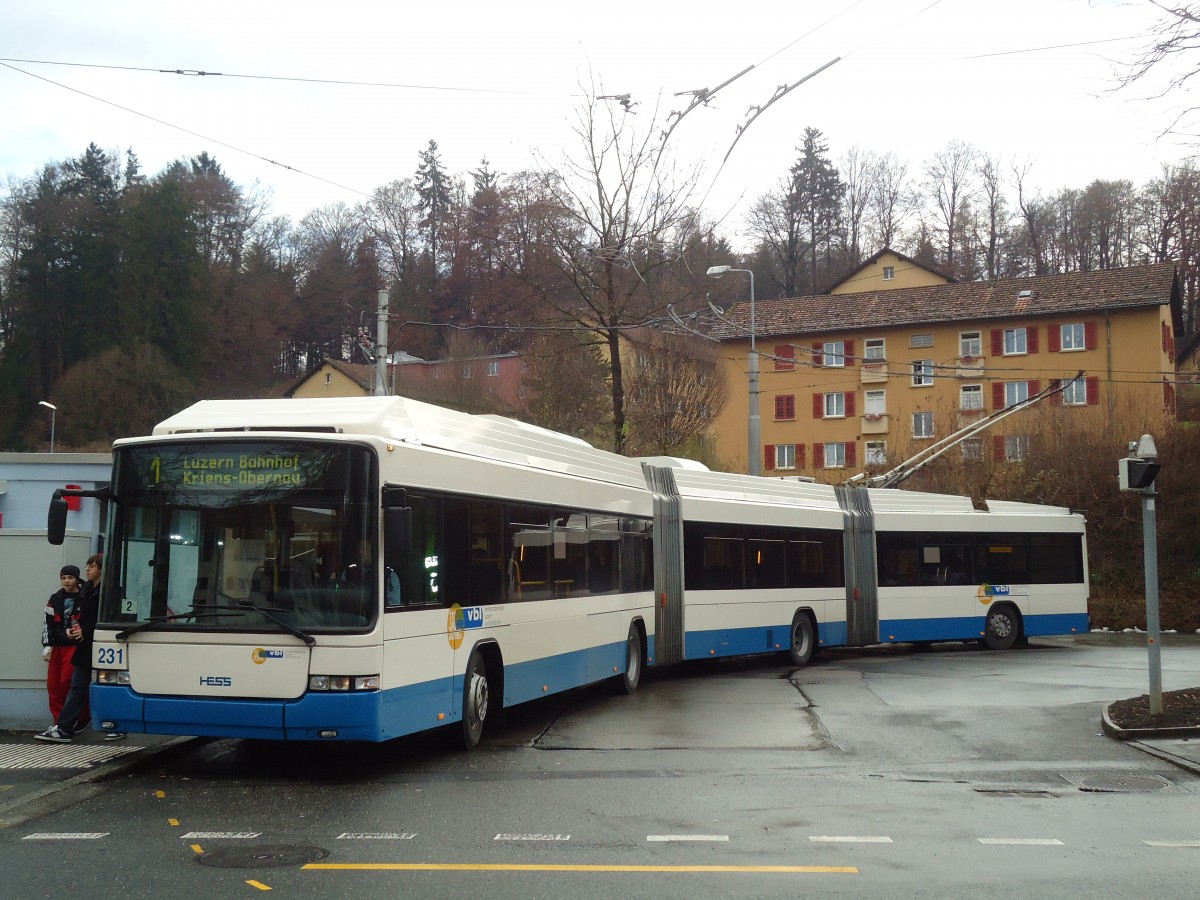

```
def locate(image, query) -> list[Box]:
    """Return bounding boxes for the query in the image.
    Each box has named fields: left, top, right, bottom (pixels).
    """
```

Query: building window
left=960, top=384, right=983, bottom=410
left=637, top=351, right=652, bottom=370
left=1004, top=381, right=1030, bottom=408
left=864, top=390, right=886, bottom=415
left=774, top=395, right=796, bottom=420
left=912, top=360, right=934, bottom=386
left=1006, top=435, right=1029, bottom=462
left=1060, top=323, right=1085, bottom=351
left=822, top=340, right=846, bottom=367
left=910, top=333, right=933, bottom=348
left=1061, top=376, right=1087, bottom=406
left=1003, top=327, right=1027, bottom=355
left=461, top=365, right=473, bottom=379
left=866, top=440, right=886, bottom=465
left=486, top=360, right=500, bottom=377
left=823, top=442, right=847, bottom=468
left=775, top=444, right=797, bottom=470
left=960, top=331, right=982, bottom=359
left=961, top=438, right=983, bottom=460
left=913, top=411, right=934, bottom=439
left=864, top=338, right=885, bottom=361
left=324, top=373, right=332, bottom=384
left=824, top=392, right=846, bottom=418
left=882, top=265, right=895, bottom=280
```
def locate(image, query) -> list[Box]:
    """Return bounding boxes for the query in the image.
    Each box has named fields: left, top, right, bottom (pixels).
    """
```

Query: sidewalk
left=0, top=729, right=199, bottom=830
left=1100, top=708, right=1200, bottom=777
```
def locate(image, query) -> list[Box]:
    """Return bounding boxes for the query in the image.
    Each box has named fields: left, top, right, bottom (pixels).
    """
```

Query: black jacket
left=42, top=588, right=83, bottom=648
left=71, top=581, right=100, bottom=669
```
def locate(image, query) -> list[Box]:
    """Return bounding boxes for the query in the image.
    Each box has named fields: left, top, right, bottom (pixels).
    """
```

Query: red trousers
left=46, top=645, right=77, bottom=722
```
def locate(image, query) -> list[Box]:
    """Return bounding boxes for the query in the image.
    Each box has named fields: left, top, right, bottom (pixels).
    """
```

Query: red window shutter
left=992, top=382, right=1005, bottom=409
left=1086, top=376, right=1099, bottom=405
left=991, top=329, right=1003, bottom=357
left=775, top=395, right=795, bottom=419
left=812, top=393, right=824, bottom=418
left=993, top=435, right=1006, bottom=461
left=1027, top=327, right=1039, bottom=353
left=1029, top=380, right=1041, bottom=395
left=764, top=445, right=776, bottom=471
left=1169, top=333, right=1176, bottom=363
left=844, top=339, right=856, bottom=366
left=1048, top=324, right=1061, bottom=353
left=774, top=345, right=795, bottom=371
left=1084, top=321, right=1098, bottom=350
left=845, top=391, right=856, bottom=416
left=1163, top=378, right=1172, bottom=410
left=1162, top=321, right=1168, bottom=352
left=812, top=342, right=823, bottom=366
left=813, top=443, right=825, bottom=468
left=797, top=444, right=805, bottom=468
left=845, top=442, right=857, bottom=467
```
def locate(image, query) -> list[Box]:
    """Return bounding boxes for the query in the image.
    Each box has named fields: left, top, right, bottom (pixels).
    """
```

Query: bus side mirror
left=48, top=496, right=68, bottom=545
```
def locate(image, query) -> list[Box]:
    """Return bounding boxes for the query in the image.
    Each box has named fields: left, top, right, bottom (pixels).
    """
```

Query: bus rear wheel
left=615, top=623, right=643, bottom=695
left=982, top=604, right=1020, bottom=651
left=787, top=612, right=815, bottom=667
left=461, top=650, right=489, bottom=749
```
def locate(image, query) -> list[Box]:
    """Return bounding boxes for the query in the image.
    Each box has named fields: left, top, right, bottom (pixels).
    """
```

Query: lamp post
left=706, top=265, right=759, bottom=476
left=39, top=401, right=56, bottom=453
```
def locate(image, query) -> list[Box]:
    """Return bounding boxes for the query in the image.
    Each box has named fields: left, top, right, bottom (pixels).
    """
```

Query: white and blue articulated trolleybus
left=48, top=396, right=1088, bottom=746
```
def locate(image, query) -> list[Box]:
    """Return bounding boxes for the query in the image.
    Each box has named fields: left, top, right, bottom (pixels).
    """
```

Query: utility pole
left=1119, top=434, right=1163, bottom=716
left=375, top=290, right=389, bottom=397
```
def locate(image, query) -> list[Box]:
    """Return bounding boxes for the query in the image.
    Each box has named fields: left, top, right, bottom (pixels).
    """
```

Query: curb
left=1100, top=704, right=1200, bottom=741
left=0, top=735, right=206, bottom=829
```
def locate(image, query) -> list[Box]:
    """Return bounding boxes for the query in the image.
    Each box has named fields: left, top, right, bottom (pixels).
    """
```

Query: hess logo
left=199, top=676, right=232, bottom=687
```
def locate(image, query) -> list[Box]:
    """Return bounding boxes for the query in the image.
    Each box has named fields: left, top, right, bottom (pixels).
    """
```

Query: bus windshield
left=101, top=440, right=379, bottom=633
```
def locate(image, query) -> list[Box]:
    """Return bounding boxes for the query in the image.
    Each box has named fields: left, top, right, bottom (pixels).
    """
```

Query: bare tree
left=623, top=332, right=728, bottom=458
left=531, top=92, right=704, bottom=455
left=840, top=146, right=881, bottom=263
left=1119, top=1, right=1200, bottom=138
left=1012, top=159, right=1050, bottom=276
left=973, top=154, right=1009, bottom=280
left=924, top=140, right=978, bottom=275
left=868, top=152, right=916, bottom=251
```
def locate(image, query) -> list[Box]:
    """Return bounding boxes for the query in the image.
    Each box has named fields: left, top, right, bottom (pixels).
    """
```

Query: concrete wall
left=0, top=453, right=110, bottom=728
left=1, top=530, right=94, bottom=728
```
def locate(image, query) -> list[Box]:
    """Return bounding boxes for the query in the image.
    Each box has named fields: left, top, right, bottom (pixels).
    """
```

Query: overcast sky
left=2, top=0, right=1193, bottom=244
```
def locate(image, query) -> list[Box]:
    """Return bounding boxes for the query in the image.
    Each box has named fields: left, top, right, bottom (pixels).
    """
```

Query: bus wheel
left=616, top=623, right=643, bottom=695
left=983, top=605, right=1020, bottom=651
left=787, top=612, right=815, bottom=667
left=461, top=650, right=489, bottom=749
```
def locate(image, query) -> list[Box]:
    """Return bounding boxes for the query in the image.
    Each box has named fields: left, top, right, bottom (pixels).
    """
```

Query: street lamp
left=39, top=401, right=57, bottom=453
left=706, top=265, right=760, bottom=476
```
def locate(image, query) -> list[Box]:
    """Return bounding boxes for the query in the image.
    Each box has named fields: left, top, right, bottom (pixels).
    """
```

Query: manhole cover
left=1077, top=774, right=1170, bottom=793
left=196, top=845, right=329, bottom=868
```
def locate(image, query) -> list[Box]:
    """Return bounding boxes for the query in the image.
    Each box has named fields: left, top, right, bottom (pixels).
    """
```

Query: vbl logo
left=200, top=675, right=232, bottom=687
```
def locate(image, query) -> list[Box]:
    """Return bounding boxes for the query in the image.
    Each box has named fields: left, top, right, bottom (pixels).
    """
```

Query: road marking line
left=646, top=834, right=729, bottom=842
left=191, top=844, right=204, bottom=854
left=336, top=833, right=417, bottom=840
left=304, top=863, right=857, bottom=873
left=181, top=832, right=262, bottom=839
left=978, top=838, right=1064, bottom=845
left=495, top=834, right=571, bottom=841
left=245, top=880, right=272, bottom=891
left=809, top=836, right=894, bottom=843
left=1144, top=840, right=1200, bottom=847
left=168, top=818, right=180, bottom=827
left=155, top=790, right=166, bottom=799
left=23, top=832, right=109, bottom=840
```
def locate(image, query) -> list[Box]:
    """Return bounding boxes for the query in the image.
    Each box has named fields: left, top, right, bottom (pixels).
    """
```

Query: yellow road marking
left=191, top=844, right=204, bottom=854
left=245, top=880, right=272, bottom=890
left=155, top=790, right=166, bottom=799
left=168, top=818, right=180, bottom=827
left=304, top=863, right=856, bottom=874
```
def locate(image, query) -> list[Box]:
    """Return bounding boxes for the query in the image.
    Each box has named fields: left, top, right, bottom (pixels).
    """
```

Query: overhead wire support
left=843, top=373, right=1080, bottom=489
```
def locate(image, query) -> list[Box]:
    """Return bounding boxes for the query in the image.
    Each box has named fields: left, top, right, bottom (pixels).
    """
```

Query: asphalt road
left=1, top=632, right=1198, bottom=899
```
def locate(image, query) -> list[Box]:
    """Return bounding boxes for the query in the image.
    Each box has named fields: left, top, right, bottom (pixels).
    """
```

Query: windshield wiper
left=115, top=610, right=232, bottom=641
left=193, top=602, right=316, bottom=646
left=113, top=603, right=315, bottom=646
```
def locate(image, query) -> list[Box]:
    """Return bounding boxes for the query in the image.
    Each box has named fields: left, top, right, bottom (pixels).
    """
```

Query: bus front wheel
left=787, top=612, right=816, bottom=667
left=461, top=650, right=489, bottom=749
left=982, top=604, right=1020, bottom=651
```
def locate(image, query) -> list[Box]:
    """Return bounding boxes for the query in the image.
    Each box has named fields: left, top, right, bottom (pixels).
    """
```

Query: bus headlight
left=97, top=670, right=131, bottom=686
left=309, top=674, right=379, bottom=692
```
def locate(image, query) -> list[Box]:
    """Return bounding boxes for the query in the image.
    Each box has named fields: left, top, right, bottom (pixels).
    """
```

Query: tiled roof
left=709, top=261, right=1179, bottom=341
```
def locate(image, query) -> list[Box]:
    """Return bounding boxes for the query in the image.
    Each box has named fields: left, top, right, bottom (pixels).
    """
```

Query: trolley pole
left=1119, top=434, right=1163, bottom=716
left=375, top=290, right=389, bottom=396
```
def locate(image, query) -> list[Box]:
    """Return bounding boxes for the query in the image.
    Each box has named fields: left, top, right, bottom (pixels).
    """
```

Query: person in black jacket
left=39, top=564, right=84, bottom=729
left=35, top=555, right=123, bottom=743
